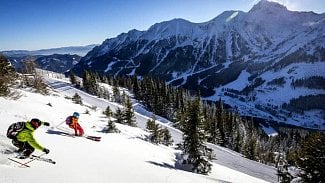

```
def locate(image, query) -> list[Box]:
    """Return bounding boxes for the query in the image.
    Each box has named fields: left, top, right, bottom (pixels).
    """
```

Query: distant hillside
left=1, top=44, right=98, bottom=57
left=7, top=54, right=81, bottom=73
left=1, top=45, right=96, bottom=73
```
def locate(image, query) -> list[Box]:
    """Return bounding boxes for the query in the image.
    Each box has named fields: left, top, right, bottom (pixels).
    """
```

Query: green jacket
left=16, top=121, right=45, bottom=151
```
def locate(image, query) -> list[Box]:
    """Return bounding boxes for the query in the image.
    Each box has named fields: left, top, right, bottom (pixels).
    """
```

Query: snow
left=261, top=125, right=278, bottom=137
left=226, top=32, right=233, bottom=60
left=204, top=61, right=325, bottom=130
left=223, top=70, right=251, bottom=91
left=255, top=62, right=325, bottom=128
left=226, top=11, right=239, bottom=22
left=104, top=61, right=116, bottom=73
left=0, top=72, right=277, bottom=183
left=145, top=19, right=200, bottom=41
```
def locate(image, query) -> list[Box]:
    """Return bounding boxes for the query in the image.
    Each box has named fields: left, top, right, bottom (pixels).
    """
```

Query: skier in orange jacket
left=65, top=112, right=84, bottom=136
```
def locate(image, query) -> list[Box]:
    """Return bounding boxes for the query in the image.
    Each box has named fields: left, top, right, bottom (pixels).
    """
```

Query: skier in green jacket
left=10, top=119, right=51, bottom=158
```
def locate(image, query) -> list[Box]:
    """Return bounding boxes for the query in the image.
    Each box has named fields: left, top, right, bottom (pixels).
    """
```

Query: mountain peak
left=249, top=0, right=288, bottom=13
left=148, top=18, right=192, bottom=31
left=146, top=18, right=195, bottom=38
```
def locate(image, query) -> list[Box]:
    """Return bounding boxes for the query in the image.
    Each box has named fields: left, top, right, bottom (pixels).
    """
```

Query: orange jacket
left=69, top=116, right=79, bottom=128
left=66, top=116, right=79, bottom=127
left=66, top=116, right=84, bottom=136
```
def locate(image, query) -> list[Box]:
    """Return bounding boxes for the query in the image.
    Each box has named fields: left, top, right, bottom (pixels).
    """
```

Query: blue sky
left=0, top=0, right=324, bottom=51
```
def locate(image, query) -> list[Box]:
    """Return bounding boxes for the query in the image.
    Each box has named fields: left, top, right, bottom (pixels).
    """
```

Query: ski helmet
left=73, top=112, right=80, bottom=118
left=30, top=118, right=41, bottom=129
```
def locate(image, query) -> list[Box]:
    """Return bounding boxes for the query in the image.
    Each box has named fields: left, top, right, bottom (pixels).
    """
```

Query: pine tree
left=243, top=120, right=258, bottom=160
left=33, top=71, right=48, bottom=94
left=146, top=118, right=161, bottom=144
left=132, top=76, right=140, bottom=98
left=72, top=93, right=82, bottom=104
left=121, top=90, right=127, bottom=105
left=244, top=138, right=257, bottom=160
left=112, top=85, right=122, bottom=103
left=212, top=127, right=223, bottom=145
left=146, top=118, right=156, bottom=130
left=104, top=105, right=112, bottom=118
left=69, top=71, right=77, bottom=85
left=82, top=71, right=90, bottom=91
left=123, top=95, right=136, bottom=127
left=277, top=153, right=293, bottom=183
left=161, top=127, right=173, bottom=146
left=180, top=96, right=212, bottom=174
left=104, top=119, right=119, bottom=133
left=216, top=97, right=225, bottom=145
left=102, top=105, right=119, bottom=133
left=223, top=109, right=234, bottom=145
left=20, top=57, right=48, bottom=94
left=296, top=132, right=325, bottom=183
left=146, top=116, right=173, bottom=146
left=206, top=105, right=223, bottom=145
left=175, top=108, right=186, bottom=131
left=21, top=56, right=36, bottom=74
left=82, top=71, right=98, bottom=95
left=114, top=107, right=124, bottom=124
left=0, top=55, right=17, bottom=96
left=233, top=118, right=242, bottom=152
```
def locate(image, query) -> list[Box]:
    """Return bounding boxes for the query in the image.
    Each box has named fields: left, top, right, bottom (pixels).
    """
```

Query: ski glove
left=43, top=148, right=50, bottom=154
left=43, top=122, right=50, bottom=126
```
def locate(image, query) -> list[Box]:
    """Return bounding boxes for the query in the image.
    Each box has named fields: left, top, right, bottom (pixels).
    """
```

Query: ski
left=8, top=153, right=55, bottom=167
left=62, top=134, right=101, bottom=141
left=54, top=129, right=101, bottom=141
left=54, top=126, right=101, bottom=141
left=31, top=155, right=56, bottom=164
left=8, top=157, right=30, bottom=168
left=85, top=136, right=101, bottom=141
left=85, top=135, right=101, bottom=139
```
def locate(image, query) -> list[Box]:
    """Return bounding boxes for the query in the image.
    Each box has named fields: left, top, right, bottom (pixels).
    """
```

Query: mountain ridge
left=1, top=44, right=98, bottom=57
left=71, top=0, right=325, bottom=129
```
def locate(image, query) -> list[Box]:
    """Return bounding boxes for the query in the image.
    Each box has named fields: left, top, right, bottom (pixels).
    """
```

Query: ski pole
left=54, top=120, right=66, bottom=129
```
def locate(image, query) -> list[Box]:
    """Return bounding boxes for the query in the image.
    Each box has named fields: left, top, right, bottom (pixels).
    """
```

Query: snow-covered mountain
left=1, top=44, right=98, bottom=57
left=71, top=0, right=325, bottom=129
left=7, top=54, right=81, bottom=73
left=0, top=72, right=276, bottom=183
left=2, top=44, right=96, bottom=73
left=35, top=54, right=81, bottom=73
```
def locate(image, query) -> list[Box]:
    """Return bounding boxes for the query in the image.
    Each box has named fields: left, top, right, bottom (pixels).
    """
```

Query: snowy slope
left=43, top=71, right=277, bottom=182
left=0, top=72, right=277, bottom=183
left=206, top=62, right=325, bottom=129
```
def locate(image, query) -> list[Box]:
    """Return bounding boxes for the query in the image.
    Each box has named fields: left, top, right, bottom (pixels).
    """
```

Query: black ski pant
left=12, top=139, right=35, bottom=156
